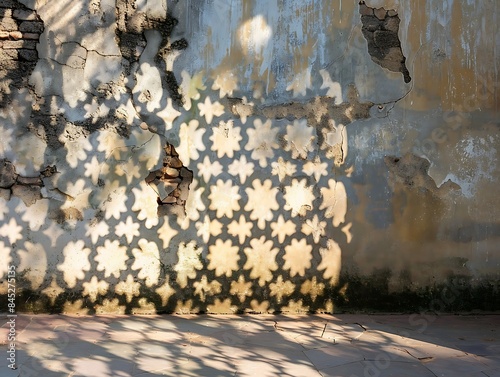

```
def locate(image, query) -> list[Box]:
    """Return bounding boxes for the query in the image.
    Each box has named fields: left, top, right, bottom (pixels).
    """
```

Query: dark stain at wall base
left=334, top=269, right=500, bottom=313
left=359, top=1, right=411, bottom=83
left=2, top=270, right=499, bottom=314
left=145, top=143, right=193, bottom=219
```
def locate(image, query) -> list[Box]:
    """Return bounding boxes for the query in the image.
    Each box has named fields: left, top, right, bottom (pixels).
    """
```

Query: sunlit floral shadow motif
left=2, top=67, right=355, bottom=313
left=0, top=4, right=365, bottom=314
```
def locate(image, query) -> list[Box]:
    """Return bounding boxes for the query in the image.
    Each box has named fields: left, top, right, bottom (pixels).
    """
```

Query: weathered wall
left=0, top=0, right=498, bottom=314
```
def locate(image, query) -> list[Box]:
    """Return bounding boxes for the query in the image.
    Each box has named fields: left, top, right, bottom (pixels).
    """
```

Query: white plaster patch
left=16, top=199, right=49, bottom=231
left=11, top=133, right=47, bottom=175
left=135, top=0, right=167, bottom=19
left=0, top=123, right=14, bottom=156
left=53, top=42, right=87, bottom=69
left=81, top=27, right=121, bottom=56
left=133, top=62, right=163, bottom=112
left=238, top=15, right=272, bottom=56
left=129, top=128, right=162, bottom=171
left=435, top=136, right=498, bottom=198
left=177, top=120, right=206, bottom=167
left=84, top=52, right=122, bottom=87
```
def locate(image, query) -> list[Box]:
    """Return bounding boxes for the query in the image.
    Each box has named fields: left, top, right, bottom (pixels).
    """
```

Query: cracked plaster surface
left=0, top=0, right=498, bottom=314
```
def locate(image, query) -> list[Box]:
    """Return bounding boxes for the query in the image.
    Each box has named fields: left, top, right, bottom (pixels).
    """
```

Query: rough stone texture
left=0, top=0, right=43, bottom=107
left=0, top=0, right=498, bottom=314
left=0, top=159, right=18, bottom=187
left=146, top=143, right=193, bottom=218
left=359, top=1, right=411, bottom=83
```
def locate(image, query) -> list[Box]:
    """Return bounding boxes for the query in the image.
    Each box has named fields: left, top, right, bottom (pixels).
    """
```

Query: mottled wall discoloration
left=0, top=0, right=498, bottom=314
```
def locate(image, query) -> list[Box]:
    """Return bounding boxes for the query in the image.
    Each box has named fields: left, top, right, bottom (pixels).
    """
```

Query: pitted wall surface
left=0, top=0, right=498, bottom=314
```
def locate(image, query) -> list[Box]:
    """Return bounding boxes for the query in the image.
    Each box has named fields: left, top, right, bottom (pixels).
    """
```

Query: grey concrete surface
left=1, top=314, right=499, bottom=376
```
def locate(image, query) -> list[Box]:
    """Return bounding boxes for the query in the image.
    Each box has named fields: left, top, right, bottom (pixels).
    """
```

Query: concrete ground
left=1, top=313, right=499, bottom=377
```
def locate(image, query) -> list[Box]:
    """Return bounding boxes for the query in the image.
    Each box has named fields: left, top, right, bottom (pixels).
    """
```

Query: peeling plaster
left=0, top=0, right=498, bottom=315
left=359, top=1, right=411, bottom=83
left=146, top=143, right=193, bottom=219
left=384, top=153, right=461, bottom=197
left=0, top=158, right=56, bottom=206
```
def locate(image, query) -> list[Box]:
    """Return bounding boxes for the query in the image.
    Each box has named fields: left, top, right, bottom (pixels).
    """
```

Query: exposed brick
left=22, top=32, right=40, bottom=40
left=9, top=31, right=23, bottom=40
left=2, top=40, right=37, bottom=49
left=374, top=7, right=387, bottom=20
left=24, top=40, right=37, bottom=49
left=384, top=17, right=400, bottom=33
left=359, top=2, right=373, bottom=16
left=12, top=9, right=38, bottom=21
left=0, top=8, right=13, bottom=18
left=0, top=15, right=18, bottom=31
left=1, top=48, right=18, bottom=59
left=19, top=61, right=36, bottom=72
left=0, top=58, right=18, bottom=69
left=2, top=40, right=24, bottom=49
left=0, top=1, right=20, bottom=7
left=18, top=48, right=38, bottom=61
left=19, top=21, right=44, bottom=33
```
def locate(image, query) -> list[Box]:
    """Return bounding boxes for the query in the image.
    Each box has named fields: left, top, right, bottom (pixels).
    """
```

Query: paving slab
left=304, top=343, right=364, bottom=370
left=0, top=314, right=499, bottom=376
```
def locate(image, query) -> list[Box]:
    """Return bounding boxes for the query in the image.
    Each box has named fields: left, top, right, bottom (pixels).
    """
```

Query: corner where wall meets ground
left=0, top=0, right=498, bottom=314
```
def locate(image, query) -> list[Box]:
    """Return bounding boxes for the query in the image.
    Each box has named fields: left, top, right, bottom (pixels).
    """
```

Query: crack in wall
left=359, top=1, right=411, bottom=83
left=115, top=0, right=187, bottom=107
left=0, top=158, right=56, bottom=206
left=114, top=1, right=191, bottom=215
